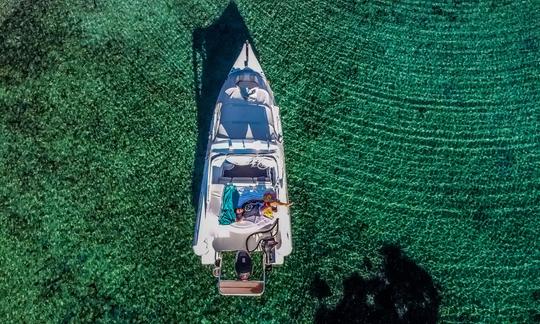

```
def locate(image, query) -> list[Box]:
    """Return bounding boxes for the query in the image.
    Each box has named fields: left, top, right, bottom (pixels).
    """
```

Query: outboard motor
left=235, top=251, right=252, bottom=281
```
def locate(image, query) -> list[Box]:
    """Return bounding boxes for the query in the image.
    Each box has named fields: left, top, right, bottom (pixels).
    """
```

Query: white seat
left=216, top=103, right=273, bottom=140
left=225, top=86, right=271, bottom=105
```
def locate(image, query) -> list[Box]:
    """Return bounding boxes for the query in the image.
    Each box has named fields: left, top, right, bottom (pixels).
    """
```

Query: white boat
left=193, top=41, right=292, bottom=296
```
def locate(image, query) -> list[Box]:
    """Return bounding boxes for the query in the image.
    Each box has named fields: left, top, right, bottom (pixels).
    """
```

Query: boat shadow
left=313, top=244, right=441, bottom=324
left=191, top=2, right=256, bottom=212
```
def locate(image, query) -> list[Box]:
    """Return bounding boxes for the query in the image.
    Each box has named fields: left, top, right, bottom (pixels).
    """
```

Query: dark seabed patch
left=0, top=0, right=81, bottom=85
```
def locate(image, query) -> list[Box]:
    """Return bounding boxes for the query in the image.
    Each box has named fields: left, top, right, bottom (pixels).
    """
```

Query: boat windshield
left=223, top=164, right=268, bottom=179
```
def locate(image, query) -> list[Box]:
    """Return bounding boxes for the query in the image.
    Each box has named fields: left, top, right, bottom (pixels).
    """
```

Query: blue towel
left=237, top=185, right=271, bottom=206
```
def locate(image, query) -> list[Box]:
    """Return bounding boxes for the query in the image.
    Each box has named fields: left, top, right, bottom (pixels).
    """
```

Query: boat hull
left=193, top=41, right=291, bottom=273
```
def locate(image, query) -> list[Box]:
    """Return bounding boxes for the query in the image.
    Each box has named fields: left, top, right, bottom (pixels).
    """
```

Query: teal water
left=1, top=0, right=539, bottom=322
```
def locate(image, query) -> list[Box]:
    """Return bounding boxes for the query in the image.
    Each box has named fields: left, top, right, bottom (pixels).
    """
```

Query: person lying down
left=235, top=193, right=292, bottom=222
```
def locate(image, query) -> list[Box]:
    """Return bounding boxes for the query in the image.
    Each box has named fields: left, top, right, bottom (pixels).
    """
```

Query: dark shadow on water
left=310, top=273, right=333, bottom=300
left=191, top=1, right=255, bottom=211
left=314, top=244, right=441, bottom=324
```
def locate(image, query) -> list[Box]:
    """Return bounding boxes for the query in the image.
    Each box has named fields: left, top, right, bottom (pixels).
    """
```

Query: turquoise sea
left=1, top=0, right=539, bottom=322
